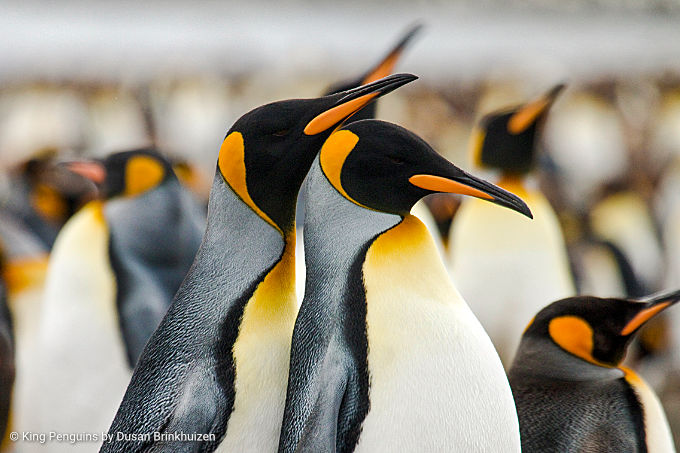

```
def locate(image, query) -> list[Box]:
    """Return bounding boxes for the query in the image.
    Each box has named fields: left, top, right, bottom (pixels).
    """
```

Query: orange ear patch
left=124, top=155, right=165, bottom=197
left=218, top=131, right=281, bottom=234
left=319, top=130, right=368, bottom=208
left=304, top=93, right=377, bottom=136
left=621, top=302, right=671, bottom=336
left=548, top=316, right=596, bottom=364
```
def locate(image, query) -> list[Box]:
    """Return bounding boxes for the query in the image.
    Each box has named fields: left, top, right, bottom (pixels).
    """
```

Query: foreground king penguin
left=448, top=84, right=575, bottom=364
left=101, top=74, right=416, bottom=452
left=509, top=290, right=680, bottom=452
left=36, top=149, right=204, bottom=448
left=279, top=119, right=531, bottom=453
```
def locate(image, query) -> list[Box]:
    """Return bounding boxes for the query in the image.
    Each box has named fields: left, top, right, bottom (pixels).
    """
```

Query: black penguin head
left=217, top=74, right=417, bottom=234
left=318, top=119, right=533, bottom=218
left=64, top=148, right=175, bottom=200
left=20, top=153, right=96, bottom=224
left=323, top=24, right=422, bottom=123
left=472, top=84, right=564, bottom=174
left=522, top=289, right=680, bottom=367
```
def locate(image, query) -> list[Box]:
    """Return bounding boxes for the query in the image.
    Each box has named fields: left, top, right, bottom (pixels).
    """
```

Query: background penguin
left=279, top=119, right=530, bottom=453
left=0, top=204, right=50, bottom=451
left=101, top=75, right=415, bottom=453
left=448, top=84, right=575, bottom=365
left=34, top=148, right=205, bottom=449
left=0, top=247, right=15, bottom=450
left=509, top=290, right=680, bottom=452
left=2, top=152, right=96, bottom=249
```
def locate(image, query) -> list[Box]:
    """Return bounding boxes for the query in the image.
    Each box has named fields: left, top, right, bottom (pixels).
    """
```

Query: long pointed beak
left=621, top=289, right=680, bottom=336
left=361, top=23, right=423, bottom=85
left=409, top=170, right=533, bottom=219
left=304, top=73, right=417, bottom=136
left=507, top=83, right=566, bottom=134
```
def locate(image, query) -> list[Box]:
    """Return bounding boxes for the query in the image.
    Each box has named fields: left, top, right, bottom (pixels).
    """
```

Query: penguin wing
left=293, top=353, right=348, bottom=453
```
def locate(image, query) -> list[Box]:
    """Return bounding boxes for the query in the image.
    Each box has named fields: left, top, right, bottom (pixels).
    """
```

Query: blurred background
left=2, top=0, right=680, bottom=450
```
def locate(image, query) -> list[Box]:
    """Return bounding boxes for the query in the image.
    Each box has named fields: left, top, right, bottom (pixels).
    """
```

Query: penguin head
left=65, top=148, right=175, bottom=200
left=522, top=289, right=680, bottom=367
left=323, top=24, right=422, bottom=123
left=217, top=74, right=417, bottom=234
left=19, top=153, right=96, bottom=225
left=472, top=84, right=564, bottom=174
left=318, top=119, right=533, bottom=218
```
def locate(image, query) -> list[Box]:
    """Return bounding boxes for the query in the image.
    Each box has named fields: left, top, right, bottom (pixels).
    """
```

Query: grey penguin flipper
left=294, top=344, right=350, bottom=453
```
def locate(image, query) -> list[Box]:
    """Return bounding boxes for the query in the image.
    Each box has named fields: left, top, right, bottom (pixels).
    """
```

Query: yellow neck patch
left=319, top=130, right=369, bottom=209
left=218, top=131, right=282, bottom=235
left=549, top=315, right=611, bottom=367
left=238, top=232, right=297, bottom=332
left=124, top=155, right=165, bottom=197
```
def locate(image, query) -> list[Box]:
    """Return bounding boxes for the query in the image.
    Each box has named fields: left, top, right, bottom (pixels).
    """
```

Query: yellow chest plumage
left=356, top=215, right=521, bottom=452
left=219, top=235, right=298, bottom=453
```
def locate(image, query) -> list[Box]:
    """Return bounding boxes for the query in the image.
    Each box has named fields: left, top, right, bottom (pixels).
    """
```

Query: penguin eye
left=388, top=155, right=405, bottom=165
left=272, top=129, right=291, bottom=138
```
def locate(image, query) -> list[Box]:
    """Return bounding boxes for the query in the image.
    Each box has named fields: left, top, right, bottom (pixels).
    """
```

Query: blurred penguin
left=448, top=85, right=575, bottom=365
left=34, top=149, right=204, bottom=447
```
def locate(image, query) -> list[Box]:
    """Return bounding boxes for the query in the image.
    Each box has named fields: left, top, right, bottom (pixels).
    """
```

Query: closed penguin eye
left=272, top=129, right=291, bottom=137
left=388, top=155, right=405, bottom=165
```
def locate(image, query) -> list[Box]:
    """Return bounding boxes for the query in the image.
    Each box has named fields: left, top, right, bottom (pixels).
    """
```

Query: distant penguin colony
left=510, top=290, right=680, bottom=452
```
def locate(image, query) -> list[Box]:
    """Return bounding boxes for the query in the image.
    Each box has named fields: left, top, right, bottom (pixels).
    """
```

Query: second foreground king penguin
left=279, top=119, right=530, bottom=453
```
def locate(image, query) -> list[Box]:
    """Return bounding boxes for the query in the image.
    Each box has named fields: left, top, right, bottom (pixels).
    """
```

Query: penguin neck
left=302, top=157, right=402, bottom=308
left=510, top=336, right=625, bottom=382
left=197, top=171, right=296, bottom=317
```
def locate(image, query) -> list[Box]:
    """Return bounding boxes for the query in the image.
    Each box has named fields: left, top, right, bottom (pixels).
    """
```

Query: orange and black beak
left=507, top=83, right=565, bottom=135
left=621, top=289, right=680, bottom=336
left=409, top=168, right=533, bottom=219
left=361, top=23, right=423, bottom=85
left=305, top=73, right=417, bottom=136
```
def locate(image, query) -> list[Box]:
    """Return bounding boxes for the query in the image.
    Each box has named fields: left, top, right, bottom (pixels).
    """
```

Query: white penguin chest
left=625, top=370, right=676, bottom=453
left=355, top=216, right=521, bottom=452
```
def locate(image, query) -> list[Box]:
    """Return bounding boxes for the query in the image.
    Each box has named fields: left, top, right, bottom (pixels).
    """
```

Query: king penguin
left=101, top=74, right=416, bottom=453
left=35, top=148, right=205, bottom=449
left=279, top=119, right=531, bottom=453
left=448, top=84, right=575, bottom=365
left=509, top=289, right=680, bottom=452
